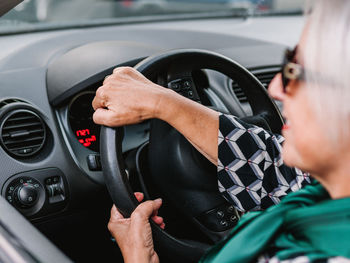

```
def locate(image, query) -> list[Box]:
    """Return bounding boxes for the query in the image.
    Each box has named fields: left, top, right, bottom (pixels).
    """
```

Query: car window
left=0, top=0, right=305, bottom=33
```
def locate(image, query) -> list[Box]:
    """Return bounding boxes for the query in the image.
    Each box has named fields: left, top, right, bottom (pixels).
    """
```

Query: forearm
left=155, top=89, right=219, bottom=165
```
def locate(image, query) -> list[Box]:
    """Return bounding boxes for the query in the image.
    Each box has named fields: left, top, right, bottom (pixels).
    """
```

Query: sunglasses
left=281, top=46, right=305, bottom=93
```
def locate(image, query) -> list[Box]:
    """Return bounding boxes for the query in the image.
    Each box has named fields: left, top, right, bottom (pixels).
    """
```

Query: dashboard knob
left=15, top=184, right=38, bottom=207
left=5, top=177, right=42, bottom=210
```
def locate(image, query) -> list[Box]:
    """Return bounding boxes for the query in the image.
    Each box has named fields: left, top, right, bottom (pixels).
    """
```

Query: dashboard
left=0, top=14, right=303, bottom=261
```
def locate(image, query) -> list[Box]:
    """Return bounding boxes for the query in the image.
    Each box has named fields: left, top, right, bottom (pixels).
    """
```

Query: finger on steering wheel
left=134, top=192, right=144, bottom=202
left=120, top=192, right=165, bottom=229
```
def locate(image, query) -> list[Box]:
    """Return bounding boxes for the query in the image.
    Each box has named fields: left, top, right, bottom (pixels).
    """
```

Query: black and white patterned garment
left=217, top=114, right=350, bottom=263
left=217, top=114, right=311, bottom=212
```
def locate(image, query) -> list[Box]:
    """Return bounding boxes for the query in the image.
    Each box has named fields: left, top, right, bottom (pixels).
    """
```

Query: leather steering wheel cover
left=135, top=49, right=283, bottom=133
left=100, top=126, right=210, bottom=262
left=100, top=49, right=283, bottom=262
left=100, top=127, right=138, bottom=217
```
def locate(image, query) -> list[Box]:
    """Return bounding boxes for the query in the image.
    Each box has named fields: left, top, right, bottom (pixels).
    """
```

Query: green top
left=200, top=182, right=350, bottom=262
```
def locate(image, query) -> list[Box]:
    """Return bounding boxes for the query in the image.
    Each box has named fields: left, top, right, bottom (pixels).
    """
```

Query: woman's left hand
left=108, top=192, right=164, bottom=263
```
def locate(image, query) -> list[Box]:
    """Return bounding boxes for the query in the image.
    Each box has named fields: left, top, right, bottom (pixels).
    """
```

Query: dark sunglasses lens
left=281, top=47, right=296, bottom=93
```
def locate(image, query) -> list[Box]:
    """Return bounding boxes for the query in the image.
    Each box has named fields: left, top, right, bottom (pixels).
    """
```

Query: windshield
left=0, top=0, right=305, bottom=34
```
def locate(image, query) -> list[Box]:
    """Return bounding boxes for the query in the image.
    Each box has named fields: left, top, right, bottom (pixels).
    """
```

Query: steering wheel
left=100, top=49, right=283, bottom=263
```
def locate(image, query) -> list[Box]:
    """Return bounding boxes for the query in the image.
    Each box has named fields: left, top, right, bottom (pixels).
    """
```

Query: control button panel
left=44, top=176, right=65, bottom=204
left=87, top=154, right=101, bottom=171
left=1, top=168, right=69, bottom=217
left=168, top=78, right=200, bottom=102
left=196, top=203, right=239, bottom=232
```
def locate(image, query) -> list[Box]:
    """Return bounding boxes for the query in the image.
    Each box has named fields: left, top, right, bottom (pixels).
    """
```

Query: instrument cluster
left=68, top=91, right=100, bottom=152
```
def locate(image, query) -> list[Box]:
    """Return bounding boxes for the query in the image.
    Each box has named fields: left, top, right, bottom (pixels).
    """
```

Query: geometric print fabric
left=218, top=114, right=311, bottom=212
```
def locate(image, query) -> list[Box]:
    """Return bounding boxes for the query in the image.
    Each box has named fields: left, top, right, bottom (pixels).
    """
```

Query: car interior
left=0, top=0, right=304, bottom=262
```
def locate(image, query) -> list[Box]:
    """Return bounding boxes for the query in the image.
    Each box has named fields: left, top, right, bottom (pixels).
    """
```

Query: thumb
left=131, top=198, right=162, bottom=220
left=109, top=205, right=125, bottom=222
left=93, top=108, right=116, bottom=126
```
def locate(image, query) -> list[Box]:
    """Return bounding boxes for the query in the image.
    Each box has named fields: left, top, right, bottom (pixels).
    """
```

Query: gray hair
left=303, top=0, right=350, bottom=142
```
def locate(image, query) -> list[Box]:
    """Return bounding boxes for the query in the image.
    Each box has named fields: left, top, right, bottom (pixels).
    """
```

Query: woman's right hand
left=92, top=66, right=171, bottom=127
left=92, top=66, right=219, bottom=165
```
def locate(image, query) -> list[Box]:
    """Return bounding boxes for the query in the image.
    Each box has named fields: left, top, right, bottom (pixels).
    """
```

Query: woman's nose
left=268, top=73, right=285, bottom=102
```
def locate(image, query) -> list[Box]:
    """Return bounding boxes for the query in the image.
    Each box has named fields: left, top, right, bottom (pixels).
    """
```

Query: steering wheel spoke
left=167, top=77, right=201, bottom=102
left=195, top=203, right=239, bottom=233
left=165, top=64, right=202, bottom=103
left=193, top=202, right=240, bottom=243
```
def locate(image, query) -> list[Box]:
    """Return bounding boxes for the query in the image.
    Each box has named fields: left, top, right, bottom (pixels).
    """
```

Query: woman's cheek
left=281, top=139, right=299, bottom=168
left=282, top=130, right=309, bottom=170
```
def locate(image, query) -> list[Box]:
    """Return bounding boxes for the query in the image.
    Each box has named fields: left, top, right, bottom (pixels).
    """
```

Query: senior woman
left=92, top=0, right=350, bottom=262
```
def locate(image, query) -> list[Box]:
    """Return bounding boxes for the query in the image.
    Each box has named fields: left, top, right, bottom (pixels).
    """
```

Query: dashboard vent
left=0, top=99, right=24, bottom=109
left=231, top=69, right=279, bottom=103
left=0, top=110, right=46, bottom=158
left=231, top=80, right=248, bottom=103
left=254, top=71, right=279, bottom=89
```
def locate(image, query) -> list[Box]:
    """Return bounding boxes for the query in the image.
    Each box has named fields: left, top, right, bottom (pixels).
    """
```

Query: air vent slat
left=231, top=70, right=279, bottom=103
left=231, top=80, right=248, bottom=103
left=1, top=128, right=43, bottom=138
left=233, top=91, right=245, bottom=96
left=257, top=76, right=276, bottom=80
left=0, top=109, right=46, bottom=158
left=28, top=129, right=45, bottom=134
left=4, top=136, right=44, bottom=145
left=0, top=99, right=24, bottom=109
left=255, top=73, right=276, bottom=78
left=7, top=116, right=38, bottom=122
left=3, top=122, right=42, bottom=130
left=6, top=144, right=42, bottom=151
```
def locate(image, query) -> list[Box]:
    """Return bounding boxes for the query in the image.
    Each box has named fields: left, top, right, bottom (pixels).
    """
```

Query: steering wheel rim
left=100, top=49, right=283, bottom=262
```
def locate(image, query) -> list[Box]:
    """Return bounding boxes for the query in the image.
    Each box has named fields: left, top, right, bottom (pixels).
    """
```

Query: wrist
left=122, top=247, right=155, bottom=263
left=152, top=87, right=179, bottom=121
left=123, top=252, right=147, bottom=263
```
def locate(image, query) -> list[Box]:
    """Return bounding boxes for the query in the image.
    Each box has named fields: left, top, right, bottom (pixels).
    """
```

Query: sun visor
left=0, top=0, right=22, bottom=17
